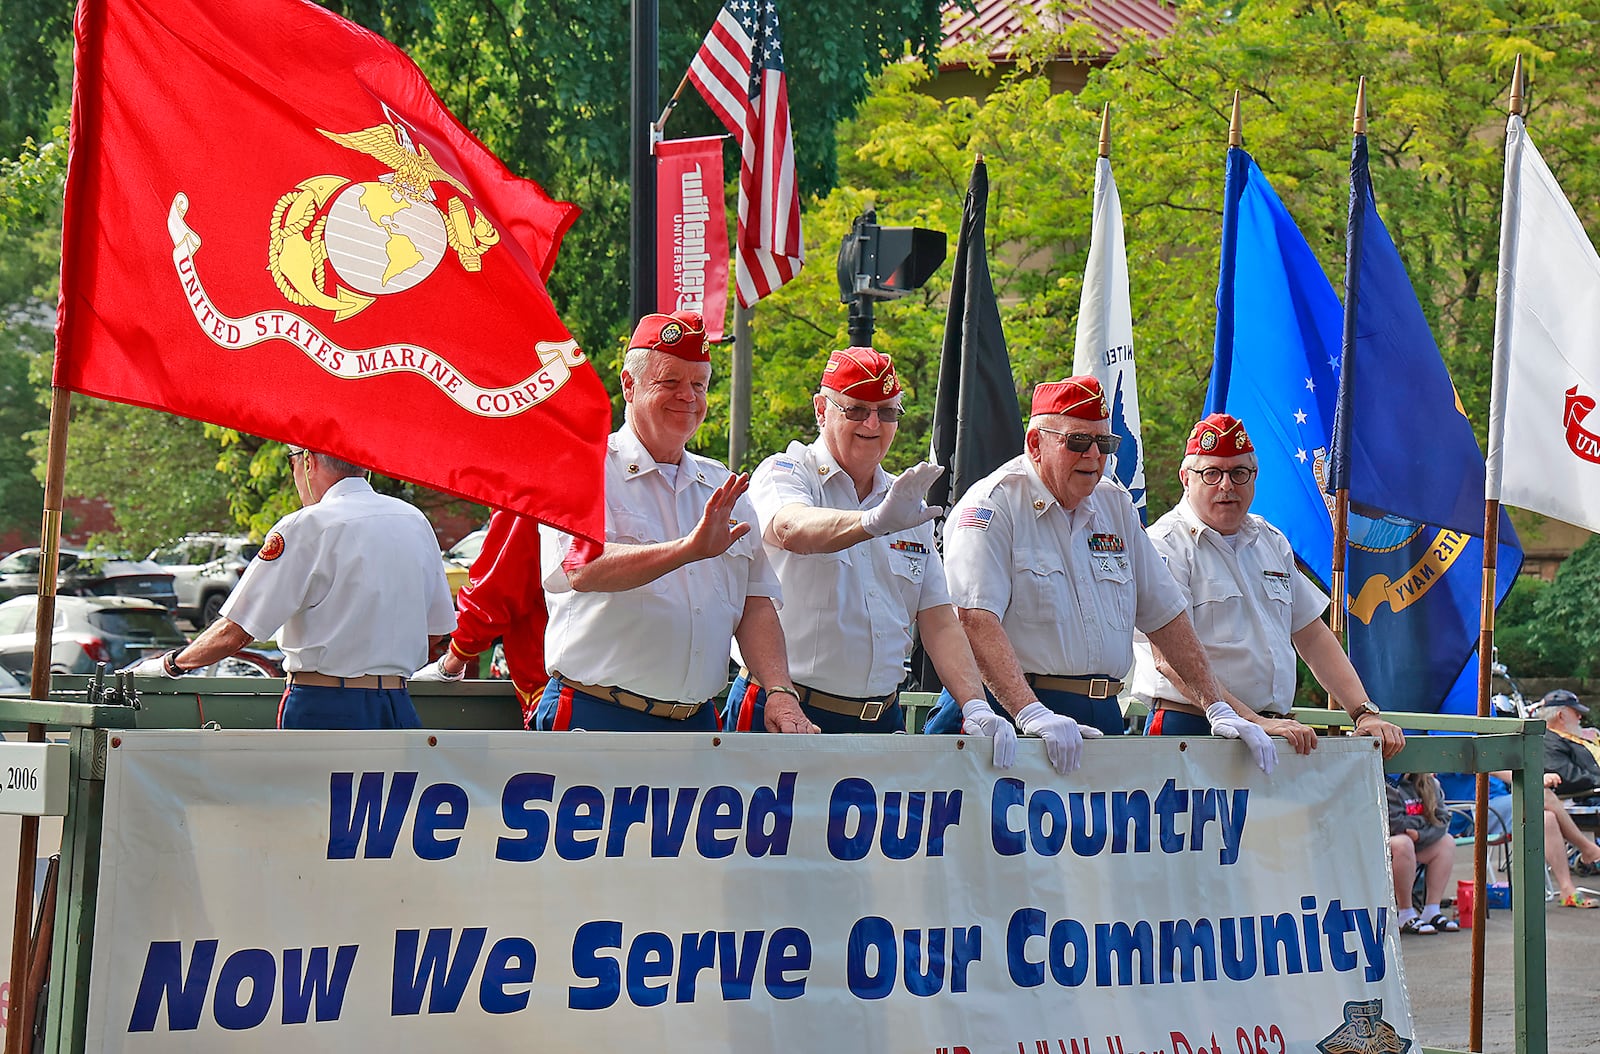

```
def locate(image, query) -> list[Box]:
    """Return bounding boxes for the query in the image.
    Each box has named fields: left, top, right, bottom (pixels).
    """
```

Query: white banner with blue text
left=85, top=731, right=1414, bottom=1052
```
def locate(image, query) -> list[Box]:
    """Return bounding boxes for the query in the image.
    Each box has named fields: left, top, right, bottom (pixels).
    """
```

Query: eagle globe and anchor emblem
left=268, top=108, right=500, bottom=321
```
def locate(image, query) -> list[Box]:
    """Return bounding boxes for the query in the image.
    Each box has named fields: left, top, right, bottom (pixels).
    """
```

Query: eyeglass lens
left=1062, top=432, right=1121, bottom=454
left=831, top=400, right=904, bottom=423
left=1199, top=466, right=1255, bottom=485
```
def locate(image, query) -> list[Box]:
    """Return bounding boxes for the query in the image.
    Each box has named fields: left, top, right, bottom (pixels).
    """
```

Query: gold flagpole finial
left=1098, top=103, right=1111, bottom=159
left=975, top=151, right=984, bottom=165
left=1354, top=76, right=1367, bottom=135
left=1510, top=55, right=1525, bottom=116
left=1228, top=91, right=1243, bottom=148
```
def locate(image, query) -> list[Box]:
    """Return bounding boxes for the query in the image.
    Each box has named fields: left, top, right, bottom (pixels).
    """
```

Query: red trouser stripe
left=552, top=684, right=574, bottom=731
left=736, top=682, right=762, bottom=732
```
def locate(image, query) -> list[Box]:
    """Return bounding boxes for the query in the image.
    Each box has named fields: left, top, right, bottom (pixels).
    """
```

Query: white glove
left=412, top=659, right=465, bottom=682
left=960, top=699, right=1017, bottom=769
left=860, top=462, right=946, bottom=536
left=1205, top=701, right=1278, bottom=774
left=1015, top=701, right=1103, bottom=774
left=124, top=655, right=172, bottom=677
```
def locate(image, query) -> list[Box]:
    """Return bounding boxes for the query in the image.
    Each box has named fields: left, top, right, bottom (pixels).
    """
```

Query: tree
left=726, top=0, right=1600, bottom=518
left=0, top=0, right=948, bottom=548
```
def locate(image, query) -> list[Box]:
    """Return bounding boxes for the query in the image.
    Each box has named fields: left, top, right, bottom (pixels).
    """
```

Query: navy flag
left=1208, top=144, right=1519, bottom=715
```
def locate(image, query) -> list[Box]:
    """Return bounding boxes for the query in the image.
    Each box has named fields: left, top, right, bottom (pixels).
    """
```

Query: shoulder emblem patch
left=259, top=531, right=286, bottom=561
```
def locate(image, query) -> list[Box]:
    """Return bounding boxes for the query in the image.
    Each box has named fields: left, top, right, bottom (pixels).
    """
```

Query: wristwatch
left=1352, top=700, right=1381, bottom=721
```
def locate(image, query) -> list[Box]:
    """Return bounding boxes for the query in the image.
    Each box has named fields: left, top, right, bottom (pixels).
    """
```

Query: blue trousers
left=720, top=673, right=905, bottom=734
left=923, top=684, right=1125, bottom=736
left=1143, top=707, right=1212, bottom=737
left=278, top=684, right=421, bottom=729
left=536, top=677, right=718, bottom=732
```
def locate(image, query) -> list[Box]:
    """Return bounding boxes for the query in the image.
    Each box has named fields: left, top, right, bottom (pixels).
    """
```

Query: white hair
left=1181, top=451, right=1259, bottom=474
left=622, top=346, right=653, bottom=379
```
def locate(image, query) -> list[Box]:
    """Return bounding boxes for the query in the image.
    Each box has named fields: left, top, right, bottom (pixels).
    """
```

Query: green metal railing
left=0, top=681, right=1547, bottom=1053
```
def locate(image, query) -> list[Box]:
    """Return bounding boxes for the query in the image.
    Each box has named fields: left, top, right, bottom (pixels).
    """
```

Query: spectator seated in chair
left=1438, top=769, right=1600, bottom=909
left=1387, top=772, right=1459, bottom=934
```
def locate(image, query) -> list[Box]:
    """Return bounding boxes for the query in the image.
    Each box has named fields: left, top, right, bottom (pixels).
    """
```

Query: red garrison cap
left=628, top=311, right=708, bottom=362
left=1031, top=376, right=1109, bottom=420
left=820, top=347, right=901, bottom=400
left=1186, top=413, right=1255, bottom=456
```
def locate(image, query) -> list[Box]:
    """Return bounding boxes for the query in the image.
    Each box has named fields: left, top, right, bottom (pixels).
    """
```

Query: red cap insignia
left=629, top=311, right=708, bottom=362
left=1186, top=413, right=1254, bottom=456
left=1031, top=376, right=1109, bottom=420
left=820, top=347, right=902, bottom=400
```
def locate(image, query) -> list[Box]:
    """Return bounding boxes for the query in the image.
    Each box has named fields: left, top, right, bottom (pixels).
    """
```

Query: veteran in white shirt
left=536, top=310, right=816, bottom=733
left=1132, top=412, right=1404, bottom=758
left=722, top=348, right=1016, bottom=765
left=129, top=446, right=456, bottom=728
left=929, top=376, right=1279, bottom=774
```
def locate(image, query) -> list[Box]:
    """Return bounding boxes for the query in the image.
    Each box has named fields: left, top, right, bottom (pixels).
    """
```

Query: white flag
left=1487, top=114, right=1600, bottom=532
left=1073, top=155, right=1146, bottom=519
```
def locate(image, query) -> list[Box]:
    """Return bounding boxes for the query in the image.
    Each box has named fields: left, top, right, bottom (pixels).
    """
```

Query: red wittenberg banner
left=655, top=137, right=729, bottom=342
left=58, top=0, right=611, bottom=541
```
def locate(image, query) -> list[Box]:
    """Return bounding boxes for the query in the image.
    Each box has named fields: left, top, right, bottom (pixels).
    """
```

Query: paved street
left=1401, top=843, right=1598, bottom=1053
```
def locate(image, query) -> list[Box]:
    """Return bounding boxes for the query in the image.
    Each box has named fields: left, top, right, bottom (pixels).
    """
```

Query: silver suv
left=148, top=534, right=261, bottom=627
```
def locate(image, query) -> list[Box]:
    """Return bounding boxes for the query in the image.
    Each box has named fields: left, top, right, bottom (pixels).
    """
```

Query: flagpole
left=729, top=302, right=753, bottom=469
left=1329, top=80, right=1366, bottom=649
left=631, top=0, right=660, bottom=319
left=1472, top=54, right=1525, bottom=1054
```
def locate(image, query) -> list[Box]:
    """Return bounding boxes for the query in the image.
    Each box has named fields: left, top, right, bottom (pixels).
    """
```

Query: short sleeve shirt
left=943, top=456, right=1185, bottom=678
left=540, top=424, right=780, bottom=704
left=223, top=477, right=457, bottom=677
left=749, top=438, right=950, bottom=697
left=1131, top=499, right=1327, bottom=714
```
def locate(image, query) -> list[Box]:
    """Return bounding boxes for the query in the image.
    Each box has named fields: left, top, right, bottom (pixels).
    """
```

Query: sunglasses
left=1035, top=427, right=1120, bottom=454
left=825, top=397, right=906, bottom=423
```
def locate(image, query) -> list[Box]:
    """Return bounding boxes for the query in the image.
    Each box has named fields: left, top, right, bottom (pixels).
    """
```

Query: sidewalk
left=1400, top=842, right=1599, bottom=1053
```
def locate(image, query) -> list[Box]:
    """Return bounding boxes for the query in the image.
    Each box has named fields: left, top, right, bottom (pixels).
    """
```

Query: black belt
left=288, top=672, right=407, bottom=689
left=1026, top=674, right=1122, bottom=700
left=555, top=675, right=706, bottom=721
left=739, top=668, right=897, bottom=722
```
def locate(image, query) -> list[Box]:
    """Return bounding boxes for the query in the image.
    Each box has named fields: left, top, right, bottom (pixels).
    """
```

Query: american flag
left=688, top=0, right=804, bottom=307
left=956, top=506, right=993, bottom=531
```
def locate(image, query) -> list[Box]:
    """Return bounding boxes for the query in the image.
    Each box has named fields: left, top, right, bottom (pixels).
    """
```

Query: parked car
left=0, top=595, right=187, bottom=676
left=148, top=533, right=261, bottom=626
left=0, top=547, right=179, bottom=611
left=442, top=526, right=488, bottom=599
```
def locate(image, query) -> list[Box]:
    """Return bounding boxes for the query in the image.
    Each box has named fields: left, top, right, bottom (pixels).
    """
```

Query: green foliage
left=1491, top=573, right=1562, bottom=677
left=1525, top=539, right=1600, bottom=678
left=725, top=0, right=1600, bottom=516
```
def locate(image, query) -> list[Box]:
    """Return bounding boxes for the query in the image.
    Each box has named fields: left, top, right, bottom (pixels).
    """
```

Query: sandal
left=1560, top=892, right=1599, bottom=909
left=1428, top=913, right=1461, bottom=932
left=1399, top=917, right=1437, bottom=935
left=1574, top=858, right=1600, bottom=878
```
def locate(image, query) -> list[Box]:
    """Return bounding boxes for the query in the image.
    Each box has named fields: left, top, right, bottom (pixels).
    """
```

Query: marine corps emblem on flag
left=268, top=108, right=501, bottom=322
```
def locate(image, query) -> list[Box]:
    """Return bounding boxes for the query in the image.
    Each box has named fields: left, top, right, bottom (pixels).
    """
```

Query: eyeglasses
left=825, top=397, right=906, bottom=423
left=1195, top=466, right=1258, bottom=486
left=287, top=447, right=308, bottom=464
left=1035, top=427, right=1120, bottom=454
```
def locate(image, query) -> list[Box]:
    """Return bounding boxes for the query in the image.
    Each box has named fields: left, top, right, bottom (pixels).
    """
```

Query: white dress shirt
left=943, top=455, right=1184, bottom=678
left=224, top=476, right=456, bottom=677
left=540, top=424, right=780, bottom=703
left=749, top=439, right=950, bottom=698
left=1132, top=498, right=1327, bottom=714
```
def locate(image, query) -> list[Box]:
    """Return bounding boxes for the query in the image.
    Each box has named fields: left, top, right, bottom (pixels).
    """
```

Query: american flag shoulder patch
left=957, top=506, right=994, bottom=531
left=769, top=457, right=800, bottom=476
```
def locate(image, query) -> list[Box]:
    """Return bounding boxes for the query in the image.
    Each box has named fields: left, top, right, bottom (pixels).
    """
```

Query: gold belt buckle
left=1088, top=678, right=1112, bottom=699
left=668, top=701, right=698, bottom=721
left=859, top=699, right=885, bottom=722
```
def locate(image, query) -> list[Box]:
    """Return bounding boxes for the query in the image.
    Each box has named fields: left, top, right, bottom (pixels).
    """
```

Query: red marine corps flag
left=57, top=0, right=611, bottom=541
left=688, top=0, right=804, bottom=306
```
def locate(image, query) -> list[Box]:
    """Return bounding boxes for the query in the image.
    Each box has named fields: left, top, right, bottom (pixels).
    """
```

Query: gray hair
left=622, top=346, right=653, bottom=380
left=1181, top=451, right=1259, bottom=474
left=309, top=451, right=366, bottom=478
